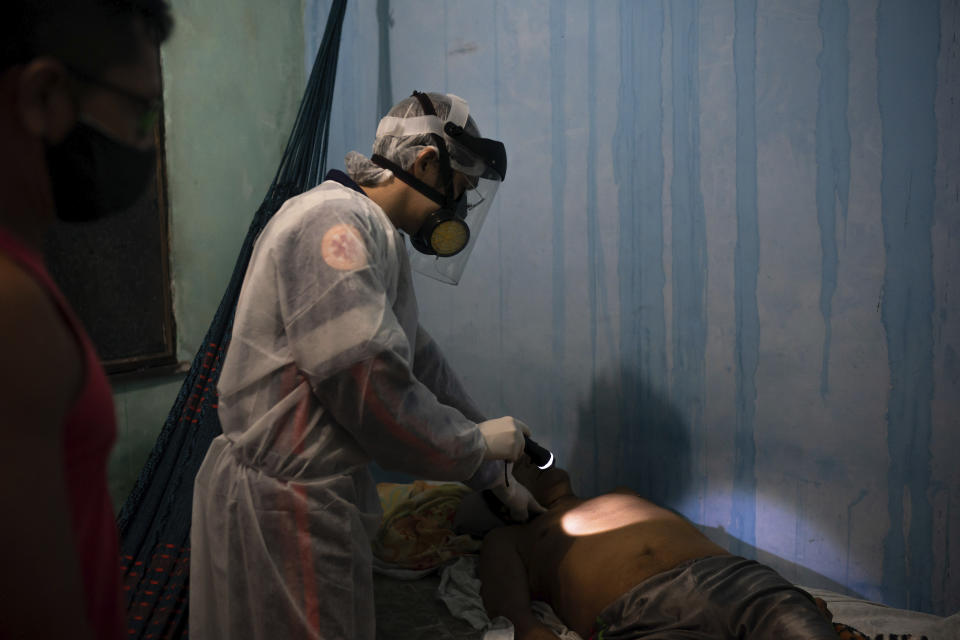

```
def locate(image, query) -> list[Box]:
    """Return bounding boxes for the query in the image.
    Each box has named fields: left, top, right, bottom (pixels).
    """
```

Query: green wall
left=108, top=0, right=306, bottom=508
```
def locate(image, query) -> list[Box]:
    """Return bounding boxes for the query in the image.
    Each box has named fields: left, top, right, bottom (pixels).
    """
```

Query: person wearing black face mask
left=0, top=2, right=172, bottom=639
left=45, top=62, right=160, bottom=222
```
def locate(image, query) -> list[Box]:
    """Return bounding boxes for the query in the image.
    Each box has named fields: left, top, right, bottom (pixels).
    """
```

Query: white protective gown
left=189, top=177, right=498, bottom=640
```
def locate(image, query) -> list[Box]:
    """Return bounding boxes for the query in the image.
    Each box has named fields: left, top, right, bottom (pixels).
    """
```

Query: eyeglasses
left=63, top=63, right=162, bottom=140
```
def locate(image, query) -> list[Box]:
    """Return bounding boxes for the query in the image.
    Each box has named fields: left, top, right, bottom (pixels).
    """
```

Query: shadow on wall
left=565, top=368, right=692, bottom=511
left=563, top=371, right=865, bottom=601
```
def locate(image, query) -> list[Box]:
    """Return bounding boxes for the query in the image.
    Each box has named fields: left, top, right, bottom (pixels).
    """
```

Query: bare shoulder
left=0, top=255, right=82, bottom=437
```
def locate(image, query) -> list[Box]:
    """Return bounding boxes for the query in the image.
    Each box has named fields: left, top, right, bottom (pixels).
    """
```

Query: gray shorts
left=592, top=554, right=838, bottom=639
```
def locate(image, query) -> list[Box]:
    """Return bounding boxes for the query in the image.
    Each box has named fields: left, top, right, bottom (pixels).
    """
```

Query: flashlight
left=523, top=435, right=554, bottom=470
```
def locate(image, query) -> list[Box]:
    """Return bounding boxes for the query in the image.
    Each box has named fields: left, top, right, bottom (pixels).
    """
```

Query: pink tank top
left=0, top=228, right=123, bottom=639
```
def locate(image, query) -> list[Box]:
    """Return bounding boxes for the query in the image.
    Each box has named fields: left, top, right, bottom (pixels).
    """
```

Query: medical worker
left=190, top=91, right=542, bottom=639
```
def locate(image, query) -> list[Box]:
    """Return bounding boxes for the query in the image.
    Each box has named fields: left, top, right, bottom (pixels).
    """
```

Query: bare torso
left=514, top=490, right=728, bottom=637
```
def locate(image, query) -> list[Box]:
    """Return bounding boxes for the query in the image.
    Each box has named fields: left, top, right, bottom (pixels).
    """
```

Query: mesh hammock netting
left=115, top=2, right=347, bottom=636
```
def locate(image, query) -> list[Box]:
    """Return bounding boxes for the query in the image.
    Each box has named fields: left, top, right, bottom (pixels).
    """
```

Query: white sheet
left=436, top=556, right=582, bottom=640
left=802, top=587, right=960, bottom=639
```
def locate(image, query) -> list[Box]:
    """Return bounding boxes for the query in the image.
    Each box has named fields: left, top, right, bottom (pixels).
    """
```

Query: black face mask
left=45, top=122, right=156, bottom=223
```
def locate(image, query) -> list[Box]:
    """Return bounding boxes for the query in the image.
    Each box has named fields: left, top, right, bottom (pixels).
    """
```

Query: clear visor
left=408, top=174, right=501, bottom=285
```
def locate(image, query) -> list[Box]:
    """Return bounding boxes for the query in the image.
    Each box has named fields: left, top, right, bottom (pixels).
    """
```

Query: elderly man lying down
left=477, top=456, right=843, bottom=640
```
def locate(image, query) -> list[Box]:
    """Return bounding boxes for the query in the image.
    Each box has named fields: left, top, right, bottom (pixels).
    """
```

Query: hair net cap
left=346, top=93, right=488, bottom=187
left=344, top=151, right=390, bottom=186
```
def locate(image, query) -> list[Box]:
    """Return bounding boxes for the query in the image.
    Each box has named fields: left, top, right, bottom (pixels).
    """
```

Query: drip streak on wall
left=376, top=0, right=393, bottom=118
left=585, top=2, right=604, bottom=490
left=669, top=0, right=708, bottom=522
left=732, top=0, right=759, bottom=557
left=615, top=0, right=668, bottom=502
left=815, top=0, right=851, bottom=398
left=549, top=0, right=567, bottom=456
left=877, top=0, right=938, bottom=614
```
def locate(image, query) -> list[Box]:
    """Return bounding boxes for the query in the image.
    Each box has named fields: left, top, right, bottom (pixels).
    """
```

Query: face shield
left=371, top=92, right=506, bottom=285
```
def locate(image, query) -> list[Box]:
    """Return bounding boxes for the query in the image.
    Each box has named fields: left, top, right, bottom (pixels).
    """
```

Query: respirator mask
left=371, top=91, right=506, bottom=284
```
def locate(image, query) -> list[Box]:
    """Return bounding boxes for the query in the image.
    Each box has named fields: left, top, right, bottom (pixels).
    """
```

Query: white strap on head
left=445, top=94, right=470, bottom=129
left=376, top=94, right=471, bottom=139
left=376, top=115, right=442, bottom=138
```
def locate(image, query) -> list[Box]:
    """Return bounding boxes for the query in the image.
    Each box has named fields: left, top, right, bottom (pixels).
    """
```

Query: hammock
left=115, top=2, right=347, bottom=636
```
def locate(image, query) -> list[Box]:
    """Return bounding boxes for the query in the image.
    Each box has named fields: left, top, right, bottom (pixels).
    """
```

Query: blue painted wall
left=307, top=0, right=960, bottom=615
